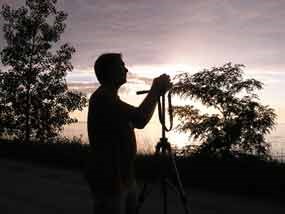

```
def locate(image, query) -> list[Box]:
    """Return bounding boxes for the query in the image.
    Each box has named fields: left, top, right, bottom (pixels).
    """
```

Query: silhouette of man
left=86, top=53, right=171, bottom=214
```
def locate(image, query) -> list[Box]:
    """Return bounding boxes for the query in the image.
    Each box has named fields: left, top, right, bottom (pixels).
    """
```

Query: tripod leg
left=165, top=179, right=190, bottom=214
left=170, top=154, right=190, bottom=214
left=136, top=183, right=154, bottom=214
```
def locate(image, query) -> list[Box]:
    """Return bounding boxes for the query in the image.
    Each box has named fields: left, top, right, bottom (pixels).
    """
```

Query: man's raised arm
left=133, top=74, right=172, bottom=129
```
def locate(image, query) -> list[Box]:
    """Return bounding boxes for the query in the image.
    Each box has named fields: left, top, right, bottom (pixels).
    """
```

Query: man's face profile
left=112, top=58, right=128, bottom=87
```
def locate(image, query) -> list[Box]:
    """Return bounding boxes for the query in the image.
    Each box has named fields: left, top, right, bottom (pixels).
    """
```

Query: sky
left=1, top=0, right=285, bottom=124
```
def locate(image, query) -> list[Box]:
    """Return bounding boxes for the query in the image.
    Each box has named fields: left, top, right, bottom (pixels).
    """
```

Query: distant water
left=62, top=122, right=285, bottom=155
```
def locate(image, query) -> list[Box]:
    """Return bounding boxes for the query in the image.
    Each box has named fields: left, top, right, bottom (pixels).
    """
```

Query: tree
left=172, top=63, right=276, bottom=158
left=0, top=0, right=87, bottom=143
left=0, top=70, right=16, bottom=138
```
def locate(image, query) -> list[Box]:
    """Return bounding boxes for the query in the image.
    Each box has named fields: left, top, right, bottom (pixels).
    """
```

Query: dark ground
left=0, top=158, right=284, bottom=214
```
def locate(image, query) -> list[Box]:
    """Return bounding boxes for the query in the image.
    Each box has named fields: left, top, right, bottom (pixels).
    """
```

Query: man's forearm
left=137, top=87, right=160, bottom=128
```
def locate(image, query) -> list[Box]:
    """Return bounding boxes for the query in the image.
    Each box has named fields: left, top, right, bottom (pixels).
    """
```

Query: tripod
left=136, top=91, right=190, bottom=214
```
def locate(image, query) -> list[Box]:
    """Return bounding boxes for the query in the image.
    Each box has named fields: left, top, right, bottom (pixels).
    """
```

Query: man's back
left=87, top=86, right=137, bottom=194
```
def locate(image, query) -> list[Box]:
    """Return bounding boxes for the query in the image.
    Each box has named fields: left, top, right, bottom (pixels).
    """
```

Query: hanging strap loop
left=158, top=91, right=173, bottom=132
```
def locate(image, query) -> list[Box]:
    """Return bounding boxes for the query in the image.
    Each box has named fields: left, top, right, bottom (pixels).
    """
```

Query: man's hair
left=94, top=53, right=122, bottom=84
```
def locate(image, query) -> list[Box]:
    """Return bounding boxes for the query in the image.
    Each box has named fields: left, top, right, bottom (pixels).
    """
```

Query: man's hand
left=136, top=74, right=172, bottom=128
left=151, top=74, right=172, bottom=96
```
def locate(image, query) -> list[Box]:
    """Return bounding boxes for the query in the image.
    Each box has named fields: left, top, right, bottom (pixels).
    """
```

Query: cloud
left=127, top=72, right=152, bottom=85
left=62, top=0, right=285, bottom=70
left=67, top=71, right=152, bottom=97
left=67, top=82, right=98, bottom=97
left=1, top=0, right=285, bottom=72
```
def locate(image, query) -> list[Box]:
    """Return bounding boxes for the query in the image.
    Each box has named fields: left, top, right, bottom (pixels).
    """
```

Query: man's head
left=94, top=53, right=128, bottom=87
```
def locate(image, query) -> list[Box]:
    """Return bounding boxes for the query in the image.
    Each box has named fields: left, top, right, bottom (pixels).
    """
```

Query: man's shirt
left=87, top=86, right=142, bottom=194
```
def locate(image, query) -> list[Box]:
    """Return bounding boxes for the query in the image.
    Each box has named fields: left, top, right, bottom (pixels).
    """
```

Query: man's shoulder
left=89, top=88, right=119, bottom=108
left=89, top=87, right=104, bottom=102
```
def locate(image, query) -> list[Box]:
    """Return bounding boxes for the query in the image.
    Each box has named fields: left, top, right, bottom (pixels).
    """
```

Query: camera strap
left=158, top=91, right=173, bottom=132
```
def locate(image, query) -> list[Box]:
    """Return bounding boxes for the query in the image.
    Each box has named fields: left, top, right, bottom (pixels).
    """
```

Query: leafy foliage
left=0, top=0, right=87, bottom=142
left=172, top=63, right=276, bottom=158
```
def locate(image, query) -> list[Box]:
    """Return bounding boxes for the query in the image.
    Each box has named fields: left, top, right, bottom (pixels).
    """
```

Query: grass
left=0, top=138, right=284, bottom=201
left=136, top=153, right=285, bottom=201
left=0, top=138, right=89, bottom=170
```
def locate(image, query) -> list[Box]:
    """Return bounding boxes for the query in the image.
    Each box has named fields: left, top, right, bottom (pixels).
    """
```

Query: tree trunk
left=25, top=29, right=36, bottom=143
left=24, top=86, right=31, bottom=143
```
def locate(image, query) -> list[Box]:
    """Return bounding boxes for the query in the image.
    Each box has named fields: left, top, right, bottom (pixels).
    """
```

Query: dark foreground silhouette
left=0, top=158, right=284, bottom=214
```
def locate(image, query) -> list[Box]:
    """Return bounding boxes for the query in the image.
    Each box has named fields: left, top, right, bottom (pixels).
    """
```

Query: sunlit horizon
left=66, top=61, right=285, bottom=124
left=65, top=61, right=285, bottom=153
